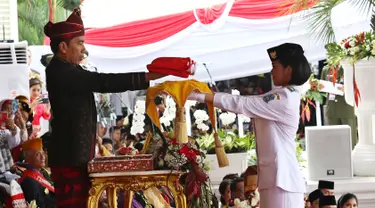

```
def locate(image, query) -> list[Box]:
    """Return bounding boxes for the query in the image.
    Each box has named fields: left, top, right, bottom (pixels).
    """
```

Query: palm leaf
left=347, top=0, right=375, bottom=16
left=305, top=0, right=344, bottom=44
left=56, top=0, right=82, bottom=11
left=287, top=0, right=375, bottom=44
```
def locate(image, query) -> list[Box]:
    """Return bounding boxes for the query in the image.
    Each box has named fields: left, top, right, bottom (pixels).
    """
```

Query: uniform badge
left=287, top=86, right=295, bottom=92
left=269, top=51, right=277, bottom=59
left=44, top=188, right=49, bottom=195
left=263, top=93, right=280, bottom=103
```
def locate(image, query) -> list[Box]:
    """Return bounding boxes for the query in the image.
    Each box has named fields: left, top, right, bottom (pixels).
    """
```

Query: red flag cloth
left=147, top=57, right=195, bottom=78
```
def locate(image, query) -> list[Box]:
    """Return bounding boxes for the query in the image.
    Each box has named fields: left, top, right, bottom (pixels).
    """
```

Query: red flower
left=355, top=32, right=365, bottom=43
left=179, top=145, right=200, bottom=162
left=344, top=41, right=350, bottom=49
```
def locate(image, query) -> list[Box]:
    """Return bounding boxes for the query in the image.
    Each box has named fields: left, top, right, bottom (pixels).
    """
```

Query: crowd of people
left=0, top=50, right=54, bottom=206
left=304, top=180, right=358, bottom=208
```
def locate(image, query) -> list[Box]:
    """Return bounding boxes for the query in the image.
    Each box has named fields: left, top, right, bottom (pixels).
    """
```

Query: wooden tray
left=88, top=154, right=154, bottom=173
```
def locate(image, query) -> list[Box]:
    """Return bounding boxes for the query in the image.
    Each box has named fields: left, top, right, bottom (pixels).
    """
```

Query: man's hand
left=145, top=72, right=167, bottom=81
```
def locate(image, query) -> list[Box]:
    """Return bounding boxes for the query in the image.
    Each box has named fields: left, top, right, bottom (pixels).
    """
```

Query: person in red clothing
left=29, top=74, right=51, bottom=136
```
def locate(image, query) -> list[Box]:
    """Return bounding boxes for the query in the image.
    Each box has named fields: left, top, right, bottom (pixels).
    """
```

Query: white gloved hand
left=187, top=91, right=206, bottom=103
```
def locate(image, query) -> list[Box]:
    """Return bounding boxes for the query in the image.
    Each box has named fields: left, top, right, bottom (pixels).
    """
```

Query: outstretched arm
left=188, top=92, right=290, bottom=121
left=48, top=60, right=166, bottom=93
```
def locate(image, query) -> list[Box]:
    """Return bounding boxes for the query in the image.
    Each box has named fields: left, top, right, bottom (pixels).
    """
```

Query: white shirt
left=214, top=86, right=306, bottom=193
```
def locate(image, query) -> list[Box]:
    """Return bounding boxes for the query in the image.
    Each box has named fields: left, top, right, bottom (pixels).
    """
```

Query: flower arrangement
left=301, top=74, right=326, bottom=123
left=196, top=129, right=255, bottom=154
left=155, top=139, right=216, bottom=207
left=324, top=32, right=374, bottom=106
left=326, top=31, right=375, bottom=65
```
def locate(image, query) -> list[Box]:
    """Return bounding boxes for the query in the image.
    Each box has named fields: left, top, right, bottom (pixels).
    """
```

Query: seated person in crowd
left=18, top=138, right=55, bottom=208
left=109, top=126, right=122, bottom=151
left=219, top=179, right=233, bottom=207
left=318, top=180, right=334, bottom=196
left=337, top=193, right=358, bottom=208
left=0, top=99, right=23, bottom=182
left=102, top=138, right=114, bottom=154
left=223, top=173, right=239, bottom=181
left=230, top=177, right=245, bottom=201
left=308, top=189, right=324, bottom=208
left=319, top=195, right=336, bottom=208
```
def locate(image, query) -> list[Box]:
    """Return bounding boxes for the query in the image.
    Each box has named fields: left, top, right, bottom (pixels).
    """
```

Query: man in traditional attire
left=18, top=138, right=55, bottom=208
left=43, top=8, right=166, bottom=208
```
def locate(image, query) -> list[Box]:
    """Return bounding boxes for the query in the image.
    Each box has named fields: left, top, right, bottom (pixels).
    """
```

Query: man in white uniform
left=188, top=43, right=311, bottom=207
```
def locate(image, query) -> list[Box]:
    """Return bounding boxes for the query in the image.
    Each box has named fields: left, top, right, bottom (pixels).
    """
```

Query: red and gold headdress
left=44, top=8, right=84, bottom=40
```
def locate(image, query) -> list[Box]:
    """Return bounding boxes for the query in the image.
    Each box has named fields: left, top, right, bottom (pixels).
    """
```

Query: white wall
left=0, top=0, right=18, bottom=41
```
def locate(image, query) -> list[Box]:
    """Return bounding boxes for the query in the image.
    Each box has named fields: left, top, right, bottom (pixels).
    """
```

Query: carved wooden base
left=87, top=171, right=187, bottom=208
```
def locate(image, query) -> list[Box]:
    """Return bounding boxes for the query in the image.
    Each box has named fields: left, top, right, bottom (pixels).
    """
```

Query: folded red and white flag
left=147, top=57, right=196, bottom=78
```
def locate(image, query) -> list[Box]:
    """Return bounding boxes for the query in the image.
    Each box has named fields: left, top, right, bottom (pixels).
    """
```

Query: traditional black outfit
left=44, top=8, right=149, bottom=208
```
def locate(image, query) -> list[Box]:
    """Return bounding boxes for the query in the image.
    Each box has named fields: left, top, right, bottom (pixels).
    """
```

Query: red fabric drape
left=195, top=3, right=227, bottom=24
left=44, top=0, right=317, bottom=47
left=229, top=0, right=317, bottom=19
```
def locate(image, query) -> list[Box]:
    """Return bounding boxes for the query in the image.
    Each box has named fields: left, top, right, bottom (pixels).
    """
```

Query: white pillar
left=343, top=59, right=375, bottom=176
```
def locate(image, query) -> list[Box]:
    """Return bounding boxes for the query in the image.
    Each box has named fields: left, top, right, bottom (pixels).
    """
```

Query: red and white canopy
left=40, top=0, right=325, bottom=81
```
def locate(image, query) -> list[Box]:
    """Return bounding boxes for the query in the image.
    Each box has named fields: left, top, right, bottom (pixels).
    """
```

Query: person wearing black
left=44, top=8, right=166, bottom=208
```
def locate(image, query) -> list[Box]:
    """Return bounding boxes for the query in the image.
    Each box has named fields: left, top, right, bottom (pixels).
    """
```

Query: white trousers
left=259, top=187, right=304, bottom=208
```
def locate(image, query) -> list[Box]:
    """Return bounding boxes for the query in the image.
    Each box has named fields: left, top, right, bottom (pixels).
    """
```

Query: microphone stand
left=202, top=63, right=222, bottom=129
left=202, top=63, right=219, bottom=92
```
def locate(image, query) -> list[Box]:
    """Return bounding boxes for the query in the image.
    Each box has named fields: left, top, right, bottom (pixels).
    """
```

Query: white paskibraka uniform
left=214, top=86, right=306, bottom=208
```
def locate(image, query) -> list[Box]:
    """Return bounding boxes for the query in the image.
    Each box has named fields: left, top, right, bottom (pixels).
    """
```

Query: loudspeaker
left=305, top=125, right=353, bottom=180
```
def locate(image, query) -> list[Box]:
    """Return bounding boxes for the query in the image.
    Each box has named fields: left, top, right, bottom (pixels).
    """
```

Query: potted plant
left=196, top=130, right=254, bottom=184
left=325, top=30, right=375, bottom=176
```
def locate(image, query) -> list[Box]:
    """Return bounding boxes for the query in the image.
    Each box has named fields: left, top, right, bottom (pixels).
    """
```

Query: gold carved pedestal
left=87, top=170, right=187, bottom=208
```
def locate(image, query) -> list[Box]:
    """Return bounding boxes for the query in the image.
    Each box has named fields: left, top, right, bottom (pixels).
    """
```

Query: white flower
left=371, top=48, right=375, bottom=56
left=185, top=100, right=197, bottom=107
left=349, top=40, right=356, bottom=47
left=134, top=100, right=146, bottom=114
left=197, top=122, right=209, bottom=131
left=349, top=46, right=360, bottom=55
left=130, top=125, right=144, bottom=135
left=133, top=113, right=145, bottom=122
left=239, top=114, right=250, bottom=123
left=194, top=110, right=209, bottom=124
left=219, top=112, right=237, bottom=126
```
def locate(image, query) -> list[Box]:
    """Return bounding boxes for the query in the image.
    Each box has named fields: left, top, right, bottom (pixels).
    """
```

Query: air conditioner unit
left=0, top=41, right=29, bottom=99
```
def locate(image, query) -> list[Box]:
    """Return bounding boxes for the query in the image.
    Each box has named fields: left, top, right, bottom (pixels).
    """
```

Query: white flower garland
left=159, top=96, right=176, bottom=128
left=130, top=100, right=146, bottom=135
left=193, top=109, right=209, bottom=131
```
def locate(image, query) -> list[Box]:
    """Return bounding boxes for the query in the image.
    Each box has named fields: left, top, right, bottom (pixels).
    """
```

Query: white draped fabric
left=29, top=2, right=371, bottom=82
